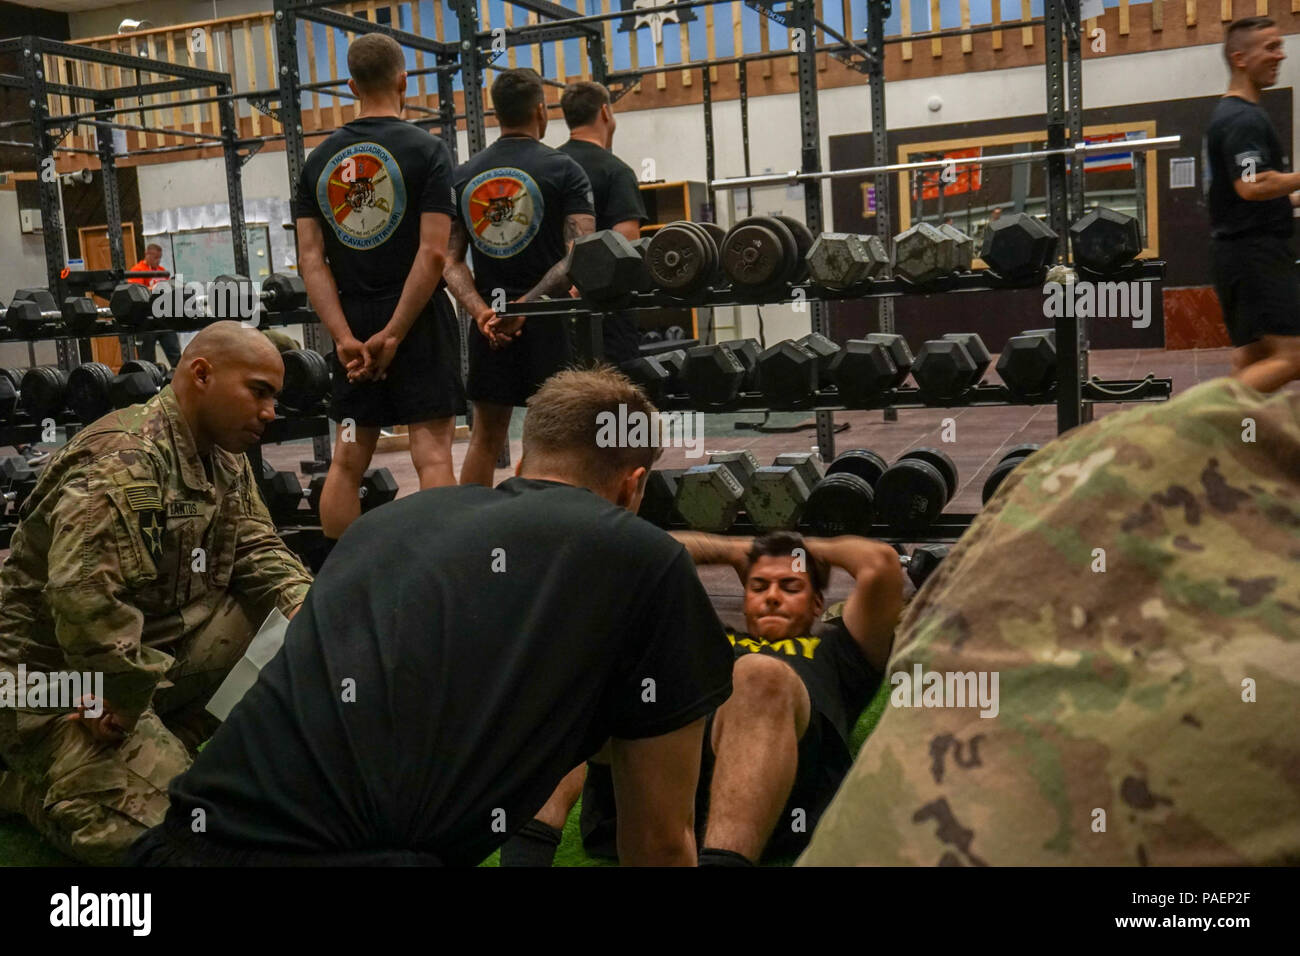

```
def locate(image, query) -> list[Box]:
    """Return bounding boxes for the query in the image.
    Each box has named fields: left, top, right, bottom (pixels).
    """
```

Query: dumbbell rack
left=0, top=306, right=321, bottom=345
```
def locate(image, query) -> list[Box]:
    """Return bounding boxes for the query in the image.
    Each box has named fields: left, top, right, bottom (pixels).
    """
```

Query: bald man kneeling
left=0, top=322, right=314, bottom=865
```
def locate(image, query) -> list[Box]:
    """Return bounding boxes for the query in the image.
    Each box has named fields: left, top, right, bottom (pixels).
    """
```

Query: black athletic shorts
left=600, top=312, right=641, bottom=366
left=579, top=661, right=854, bottom=862
left=1210, top=232, right=1300, bottom=347
left=466, top=312, right=577, bottom=407
left=328, top=290, right=465, bottom=427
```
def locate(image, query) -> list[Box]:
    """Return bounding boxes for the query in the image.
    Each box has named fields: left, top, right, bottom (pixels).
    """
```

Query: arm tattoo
left=519, top=214, right=597, bottom=302
left=443, top=219, right=489, bottom=316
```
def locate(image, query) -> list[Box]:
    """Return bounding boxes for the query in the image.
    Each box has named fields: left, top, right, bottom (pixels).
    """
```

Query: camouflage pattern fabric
left=0, top=385, right=312, bottom=864
left=798, top=378, right=1300, bottom=866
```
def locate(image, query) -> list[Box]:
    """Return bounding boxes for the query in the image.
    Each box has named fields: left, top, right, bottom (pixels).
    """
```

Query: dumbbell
left=61, top=296, right=116, bottom=335
left=981, top=444, right=1040, bottom=504
left=674, top=450, right=759, bottom=532
left=1, top=298, right=63, bottom=338
left=306, top=468, right=400, bottom=515
left=209, top=273, right=309, bottom=317
left=829, top=333, right=914, bottom=407
left=279, top=349, right=331, bottom=413
left=806, top=233, right=890, bottom=292
left=108, top=359, right=168, bottom=409
left=568, top=230, right=649, bottom=307
left=756, top=339, right=819, bottom=409
left=0, top=369, right=18, bottom=423
left=907, top=543, right=949, bottom=589
left=639, top=468, right=686, bottom=528
left=717, top=339, right=760, bottom=393
left=874, top=447, right=958, bottom=534
left=800, top=448, right=887, bottom=537
left=256, top=460, right=312, bottom=523
left=646, top=221, right=723, bottom=297
left=980, top=213, right=1057, bottom=280
left=938, top=223, right=975, bottom=272
left=66, top=362, right=116, bottom=423
left=997, top=330, right=1057, bottom=397
left=672, top=450, right=825, bottom=533
left=683, top=343, right=748, bottom=407
left=109, top=283, right=161, bottom=329
left=741, top=452, right=824, bottom=532
left=18, top=366, right=69, bottom=420
left=0, top=455, right=41, bottom=511
left=893, top=223, right=963, bottom=285
left=911, top=333, right=990, bottom=400
left=1069, top=207, right=1142, bottom=275
left=719, top=216, right=812, bottom=298
left=620, top=355, right=671, bottom=403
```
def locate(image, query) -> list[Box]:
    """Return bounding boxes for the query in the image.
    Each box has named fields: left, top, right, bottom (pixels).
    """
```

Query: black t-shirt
left=1203, top=95, right=1294, bottom=239
left=557, top=139, right=648, bottom=233
left=163, top=478, right=732, bottom=866
left=295, top=116, right=456, bottom=296
left=726, top=618, right=880, bottom=743
left=452, top=136, right=595, bottom=298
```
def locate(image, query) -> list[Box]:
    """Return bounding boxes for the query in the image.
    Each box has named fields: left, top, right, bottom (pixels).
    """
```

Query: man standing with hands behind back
left=558, top=81, right=648, bottom=366
left=295, top=33, right=462, bottom=558
left=444, top=68, right=596, bottom=487
left=1205, top=17, right=1300, bottom=392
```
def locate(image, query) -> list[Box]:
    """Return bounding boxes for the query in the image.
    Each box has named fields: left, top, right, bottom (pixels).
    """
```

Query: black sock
left=699, top=847, right=756, bottom=867
left=499, top=819, right=563, bottom=867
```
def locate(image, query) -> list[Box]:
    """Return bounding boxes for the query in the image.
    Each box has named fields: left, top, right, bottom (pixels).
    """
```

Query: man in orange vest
left=128, top=242, right=181, bottom=368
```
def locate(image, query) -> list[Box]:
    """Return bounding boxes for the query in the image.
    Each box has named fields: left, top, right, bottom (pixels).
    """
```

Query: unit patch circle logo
left=317, top=142, right=407, bottom=250
left=463, top=167, right=543, bottom=258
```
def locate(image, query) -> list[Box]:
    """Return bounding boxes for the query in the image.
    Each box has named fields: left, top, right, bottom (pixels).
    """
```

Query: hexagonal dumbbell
left=639, top=468, right=687, bottom=528
left=718, top=338, right=760, bottom=393
left=893, top=222, right=957, bottom=285
left=941, top=333, right=991, bottom=387
left=674, top=451, right=759, bottom=532
left=61, top=296, right=113, bottom=335
left=911, top=337, right=978, bottom=400
left=1069, top=207, right=1142, bottom=275
left=568, top=230, right=646, bottom=307
left=796, top=332, right=841, bottom=390
left=683, top=343, right=748, bottom=407
left=262, top=273, right=308, bottom=311
left=109, top=283, right=156, bottom=329
left=619, top=355, right=671, bottom=403
left=996, top=331, right=1058, bottom=396
left=980, top=212, right=1058, bottom=280
left=938, top=223, right=975, bottom=272
left=742, top=458, right=816, bottom=533
left=829, top=339, right=899, bottom=407
left=756, top=339, right=819, bottom=409
left=806, top=233, right=887, bottom=291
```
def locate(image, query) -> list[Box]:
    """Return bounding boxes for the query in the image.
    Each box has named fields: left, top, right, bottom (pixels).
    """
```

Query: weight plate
left=900, top=447, right=958, bottom=502
left=999, top=443, right=1041, bottom=464
left=801, top=472, right=875, bottom=536
left=66, top=362, right=114, bottom=424
left=875, top=459, right=947, bottom=534
left=647, top=223, right=713, bottom=295
left=982, top=456, right=1022, bottom=505
left=826, top=448, right=887, bottom=488
left=696, top=221, right=727, bottom=271
left=721, top=219, right=789, bottom=293
left=773, top=215, right=815, bottom=283
left=754, top=216, right=799, bottom=288
left=676, top=220, right=719, bottom=283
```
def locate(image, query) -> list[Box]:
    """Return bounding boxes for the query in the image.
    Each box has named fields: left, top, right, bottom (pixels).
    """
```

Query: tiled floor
left=259, top=346, right=1237, bottom=628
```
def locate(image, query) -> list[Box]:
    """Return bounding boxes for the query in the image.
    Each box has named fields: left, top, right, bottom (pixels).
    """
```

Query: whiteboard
left=161, top=226, right=272, bottom=287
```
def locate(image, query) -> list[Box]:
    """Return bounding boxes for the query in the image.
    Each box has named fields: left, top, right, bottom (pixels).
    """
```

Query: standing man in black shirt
left=1205, top=17, right=1300, bottom=393
left=578, top=530, right=903, bottom=865
left=129, top=367, right=733, bottom=866
left=295, top=34, right=463, bottom=549
left=444, top=68, right=597, bottom=487
left=558, top=81, right=649, bottom=366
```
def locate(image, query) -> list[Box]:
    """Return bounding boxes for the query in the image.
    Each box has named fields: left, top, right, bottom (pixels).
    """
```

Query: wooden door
left=78, top=223, right=137, bottom=368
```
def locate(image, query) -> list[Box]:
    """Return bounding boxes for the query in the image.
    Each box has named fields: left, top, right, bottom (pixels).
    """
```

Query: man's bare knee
left=728, top=655, right=805, bottom=709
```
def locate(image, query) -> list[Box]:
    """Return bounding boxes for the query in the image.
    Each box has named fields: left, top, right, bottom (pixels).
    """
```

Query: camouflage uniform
left=798, top=378, right=1300, bottom=866
left=0, top=385, right=312, bottom=864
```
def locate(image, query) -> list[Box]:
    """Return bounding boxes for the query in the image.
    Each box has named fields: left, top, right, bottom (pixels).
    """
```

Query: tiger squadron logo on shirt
left=463, top=167, right=543, bottom=258
left=316, top=142, right=407, bottom=250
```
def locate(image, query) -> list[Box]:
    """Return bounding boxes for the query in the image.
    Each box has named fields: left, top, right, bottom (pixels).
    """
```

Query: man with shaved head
left=0, top=321, right=314, bottom=864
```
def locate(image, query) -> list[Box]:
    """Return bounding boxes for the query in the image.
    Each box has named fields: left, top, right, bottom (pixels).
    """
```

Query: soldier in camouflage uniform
left=0, top=322, right=313, bottom=865
left=799, top=377, right=1300, bottom=866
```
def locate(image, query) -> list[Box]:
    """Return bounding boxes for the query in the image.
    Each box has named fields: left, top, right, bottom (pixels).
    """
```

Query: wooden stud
left=961, top=0, right=973, bottom=54
left=1120, top=0, right=1130, bottom=35
left=816, top=0, right=828, bottom=71
left=1187, top=0, right=1198, bottom=27
left=305, top=20, right=322, bottom=131
left=681, top=12, right=693, bottom=87
left=1221, top=0, right=1233, bottom=21
left=146, top=34, right=161, bottom=149
left=1256, top=0, right=1268, bottom=14
left=760, top=11, right=772, bottom=79
left=733, top=2, right=744, bottom=80
left=1022, top=0, right=1034, bottom=47
left=706, top=2, right=718, bottom=81
left=931, top=0, right=943, bottom=57
left=325, top=21, right=342, bottom=129
left=901, top=0, right=912, bottom=61
left=603, top=0, right=616, bottom=86
left=242, top=21, right=260, bottom=136
left=264, top=15, right=278, bottom=128
left=992, top=0, right=1003, bottom=50
left=1153, top=0, right=1163, bottom=30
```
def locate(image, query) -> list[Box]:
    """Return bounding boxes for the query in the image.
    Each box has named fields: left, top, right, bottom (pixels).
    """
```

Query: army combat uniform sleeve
left=227, top=456, right=313, bottom=616
left=43, top=451, right=177, bottom=731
